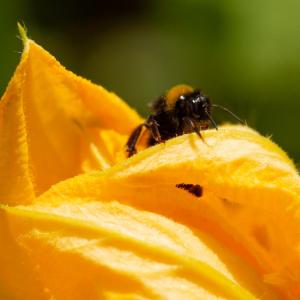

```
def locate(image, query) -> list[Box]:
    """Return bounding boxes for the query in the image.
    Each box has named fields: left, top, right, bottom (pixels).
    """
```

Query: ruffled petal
left=0, top=26, right=141, bottom=204
left=1, top=198, right=275, bottom=299
left=38, top=125, right=300, bottom=299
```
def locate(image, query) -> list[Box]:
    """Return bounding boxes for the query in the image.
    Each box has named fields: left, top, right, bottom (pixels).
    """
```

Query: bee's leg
left=147, top=115, right=162, bottom=143
left=204, top=110, right=218, bottom=131
left=126, top=124, right=147, bottom=157
left=183, top=117, right=205, bottom=143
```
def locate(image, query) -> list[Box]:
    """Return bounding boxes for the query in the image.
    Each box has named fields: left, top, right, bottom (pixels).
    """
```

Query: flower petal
left=0, top=27, right=141, bottom=204
left=39, top=125, right=300, bottom=299
left=1, top=199, right=280, bottom=299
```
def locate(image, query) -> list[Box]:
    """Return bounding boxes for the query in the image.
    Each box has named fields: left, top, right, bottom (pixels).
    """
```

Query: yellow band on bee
left=165, top=84, right=194, bottom=110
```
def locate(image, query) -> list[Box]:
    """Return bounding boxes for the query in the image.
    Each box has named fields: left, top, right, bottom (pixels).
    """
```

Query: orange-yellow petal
left=0, top=26, right=142, bottom=204
left=1, top=199, right=281, bottom=300
left=38, top=125, right=300, bottom=299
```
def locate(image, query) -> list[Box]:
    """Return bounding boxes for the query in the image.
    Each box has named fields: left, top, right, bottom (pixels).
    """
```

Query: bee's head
left=193, top=89, right=211, bottom=112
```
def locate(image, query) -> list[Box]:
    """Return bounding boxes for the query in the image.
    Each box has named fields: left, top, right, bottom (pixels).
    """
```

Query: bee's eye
left=200, top=97, right=208, bottom=106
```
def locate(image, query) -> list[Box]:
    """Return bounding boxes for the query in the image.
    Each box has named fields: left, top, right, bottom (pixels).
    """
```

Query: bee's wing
left=148, top=95, right=166, bottom=112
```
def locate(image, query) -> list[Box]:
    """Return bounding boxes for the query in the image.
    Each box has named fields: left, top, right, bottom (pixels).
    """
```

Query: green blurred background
left=0, top=0, right=299, bottom=164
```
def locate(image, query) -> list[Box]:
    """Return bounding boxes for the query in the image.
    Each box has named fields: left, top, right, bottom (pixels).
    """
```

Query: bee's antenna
left=212, top=104, right=245, bottom=124
left=204, top=110, right=218, bottom=130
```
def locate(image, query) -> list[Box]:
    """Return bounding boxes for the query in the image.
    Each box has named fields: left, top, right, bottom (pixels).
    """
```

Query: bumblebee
left=126, top=84, right=243, bottom=157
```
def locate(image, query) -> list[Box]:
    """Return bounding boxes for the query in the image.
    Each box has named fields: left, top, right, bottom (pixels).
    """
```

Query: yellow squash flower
left=0, top=25, right=300, bottom=300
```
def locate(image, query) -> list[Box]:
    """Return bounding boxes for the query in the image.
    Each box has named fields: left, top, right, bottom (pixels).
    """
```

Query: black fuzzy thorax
left=148, top=110, right=180, bottom=145
left=148, top=89, right=211, bottom=145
